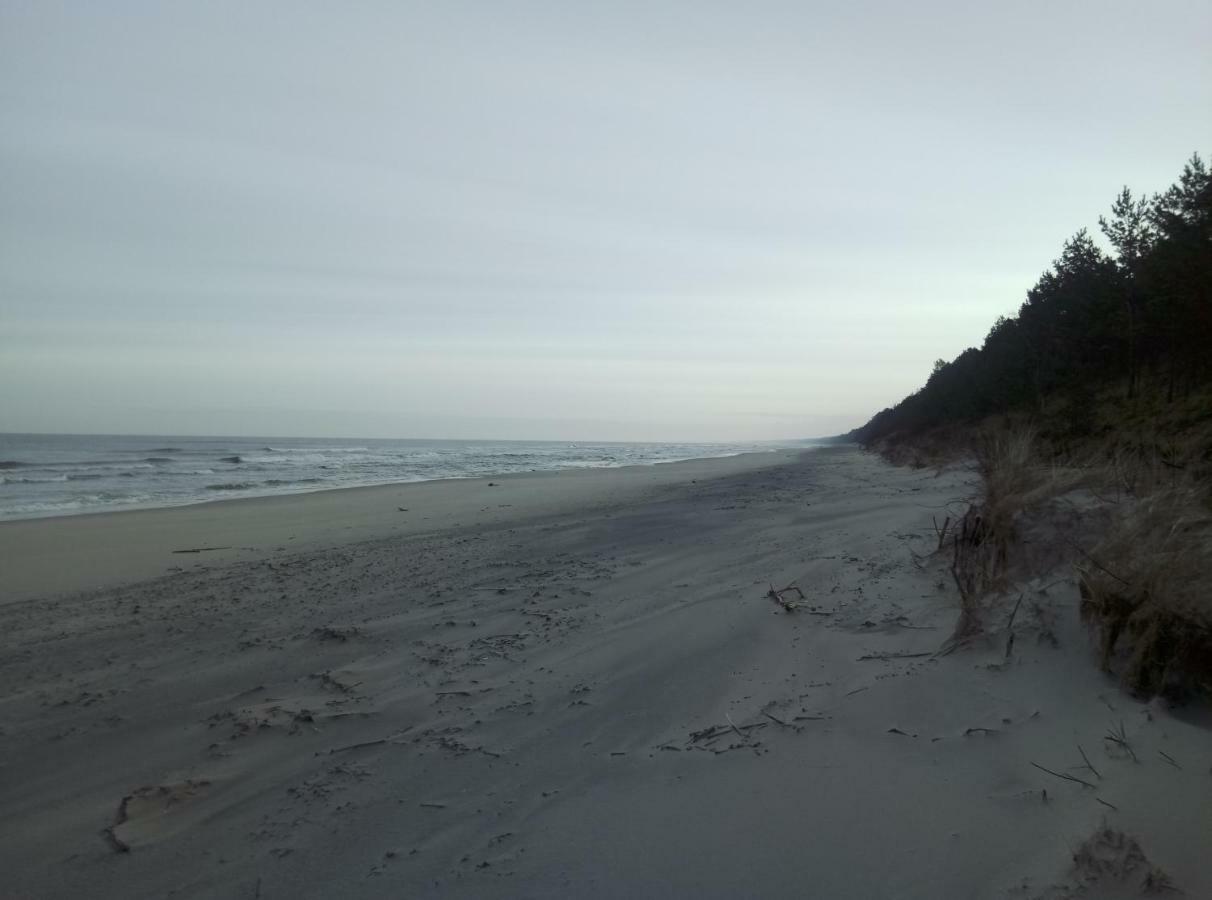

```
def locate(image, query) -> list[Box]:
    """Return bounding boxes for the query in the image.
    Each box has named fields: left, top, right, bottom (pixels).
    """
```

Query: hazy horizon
left=3, top=2, right=1210, bottom=441
left=0, top=427, right=824, bottom=444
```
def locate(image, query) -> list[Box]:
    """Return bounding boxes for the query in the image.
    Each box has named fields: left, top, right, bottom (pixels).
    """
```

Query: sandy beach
left=1, top=446, right=1208, bottom=899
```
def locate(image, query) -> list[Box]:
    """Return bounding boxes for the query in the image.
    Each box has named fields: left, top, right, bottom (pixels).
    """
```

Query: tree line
left=853, top=154, right=1211, bottom=444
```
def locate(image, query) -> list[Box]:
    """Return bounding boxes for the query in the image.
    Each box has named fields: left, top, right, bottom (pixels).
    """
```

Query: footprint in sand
left=105, top=779, right=214, bottom=852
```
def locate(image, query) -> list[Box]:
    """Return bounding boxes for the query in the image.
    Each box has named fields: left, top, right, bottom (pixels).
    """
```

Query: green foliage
left=854, top=154, right=1212, bottom=444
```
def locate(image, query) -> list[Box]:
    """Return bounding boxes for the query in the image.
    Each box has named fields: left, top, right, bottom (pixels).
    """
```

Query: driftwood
left=767, top=582, right=805, bottom=611
left=325, top=738, right=388, bottom=755
left=1158, top=749, right=1182, bottom=770
left=1030, top=761, right=1097, bottom=789
left=857, top=651, right=933, bottom=661
left=688, top=721, right=768, bottom=743
left=1105, top=720, right=1139, bottom=762
left=725, top=713, right=747, bottom=742
left=1077, top=744, right=1102, bottom=779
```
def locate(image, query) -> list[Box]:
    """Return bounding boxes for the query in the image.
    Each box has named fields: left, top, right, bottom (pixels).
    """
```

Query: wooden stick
left=1105, top=720, right=1139, bottom=763
left=1158, top=749, right=1182, bottom=769
left=326, top=738, right=387, bottom=755
left=1077, top=744, right=1101, bottom=779
left=1030, top=761, right=1097, bottom=789
left=857, top=652, right=933, bottom=661
left=725, top=713, right=747, bottom=742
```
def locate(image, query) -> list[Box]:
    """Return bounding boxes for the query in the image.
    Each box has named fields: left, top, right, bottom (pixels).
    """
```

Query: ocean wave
left=219, top=455, right=242, bottom=463
left=205, top=482, right=256, bottom=491
left=2, top=473, right=70, bottom=484
left=0, top=460, right=32, bottom=469
left=145, top=456, right=174, bottom=463
left=146, top=447, right=184, bottom=453
left=263, top=477, right=324, bottom=486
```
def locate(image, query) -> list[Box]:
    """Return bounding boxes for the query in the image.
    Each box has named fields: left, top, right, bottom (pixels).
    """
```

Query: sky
left=2, top=1, right=1210, bottom=442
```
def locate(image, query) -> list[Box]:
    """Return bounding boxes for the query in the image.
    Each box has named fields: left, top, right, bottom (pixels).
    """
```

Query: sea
left=0, top=433, right=802, bottom=521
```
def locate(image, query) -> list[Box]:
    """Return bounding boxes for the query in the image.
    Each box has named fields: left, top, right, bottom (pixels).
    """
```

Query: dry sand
left=1, top=446, right=1208, bottom=898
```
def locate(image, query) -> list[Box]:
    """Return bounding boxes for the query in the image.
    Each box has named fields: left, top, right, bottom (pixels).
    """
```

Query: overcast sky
left=2, top=1, right=1209, bottom=441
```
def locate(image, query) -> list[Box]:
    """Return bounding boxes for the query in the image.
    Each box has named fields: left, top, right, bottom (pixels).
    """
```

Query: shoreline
left=1, top=432, right=800, bottom=525
left=0, top=448, right=804, bottom=602
left=0, top=446, right=782, bottom=525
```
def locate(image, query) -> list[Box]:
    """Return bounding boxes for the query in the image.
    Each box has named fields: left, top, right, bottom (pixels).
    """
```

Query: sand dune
left=1, top=447, right=1207, bottom=898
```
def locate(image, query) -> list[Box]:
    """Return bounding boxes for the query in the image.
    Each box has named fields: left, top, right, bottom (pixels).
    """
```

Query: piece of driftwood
left=325, top=738, right=387, bottom=755
left=725, top=713, right=748, bottom=742
left=1077, top=744, right=1102, bottom=779
left=1158, top=749, right=1182, bottom=770
left=767, top=582, right=805, bottom=611
left=688, top=722, right=767, bottom=743
left=1030, top=761, right=1097, bottom=789
left=1105, top=721, right=1139, bottom=762
left=857, top=652, right=933, bottom=661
